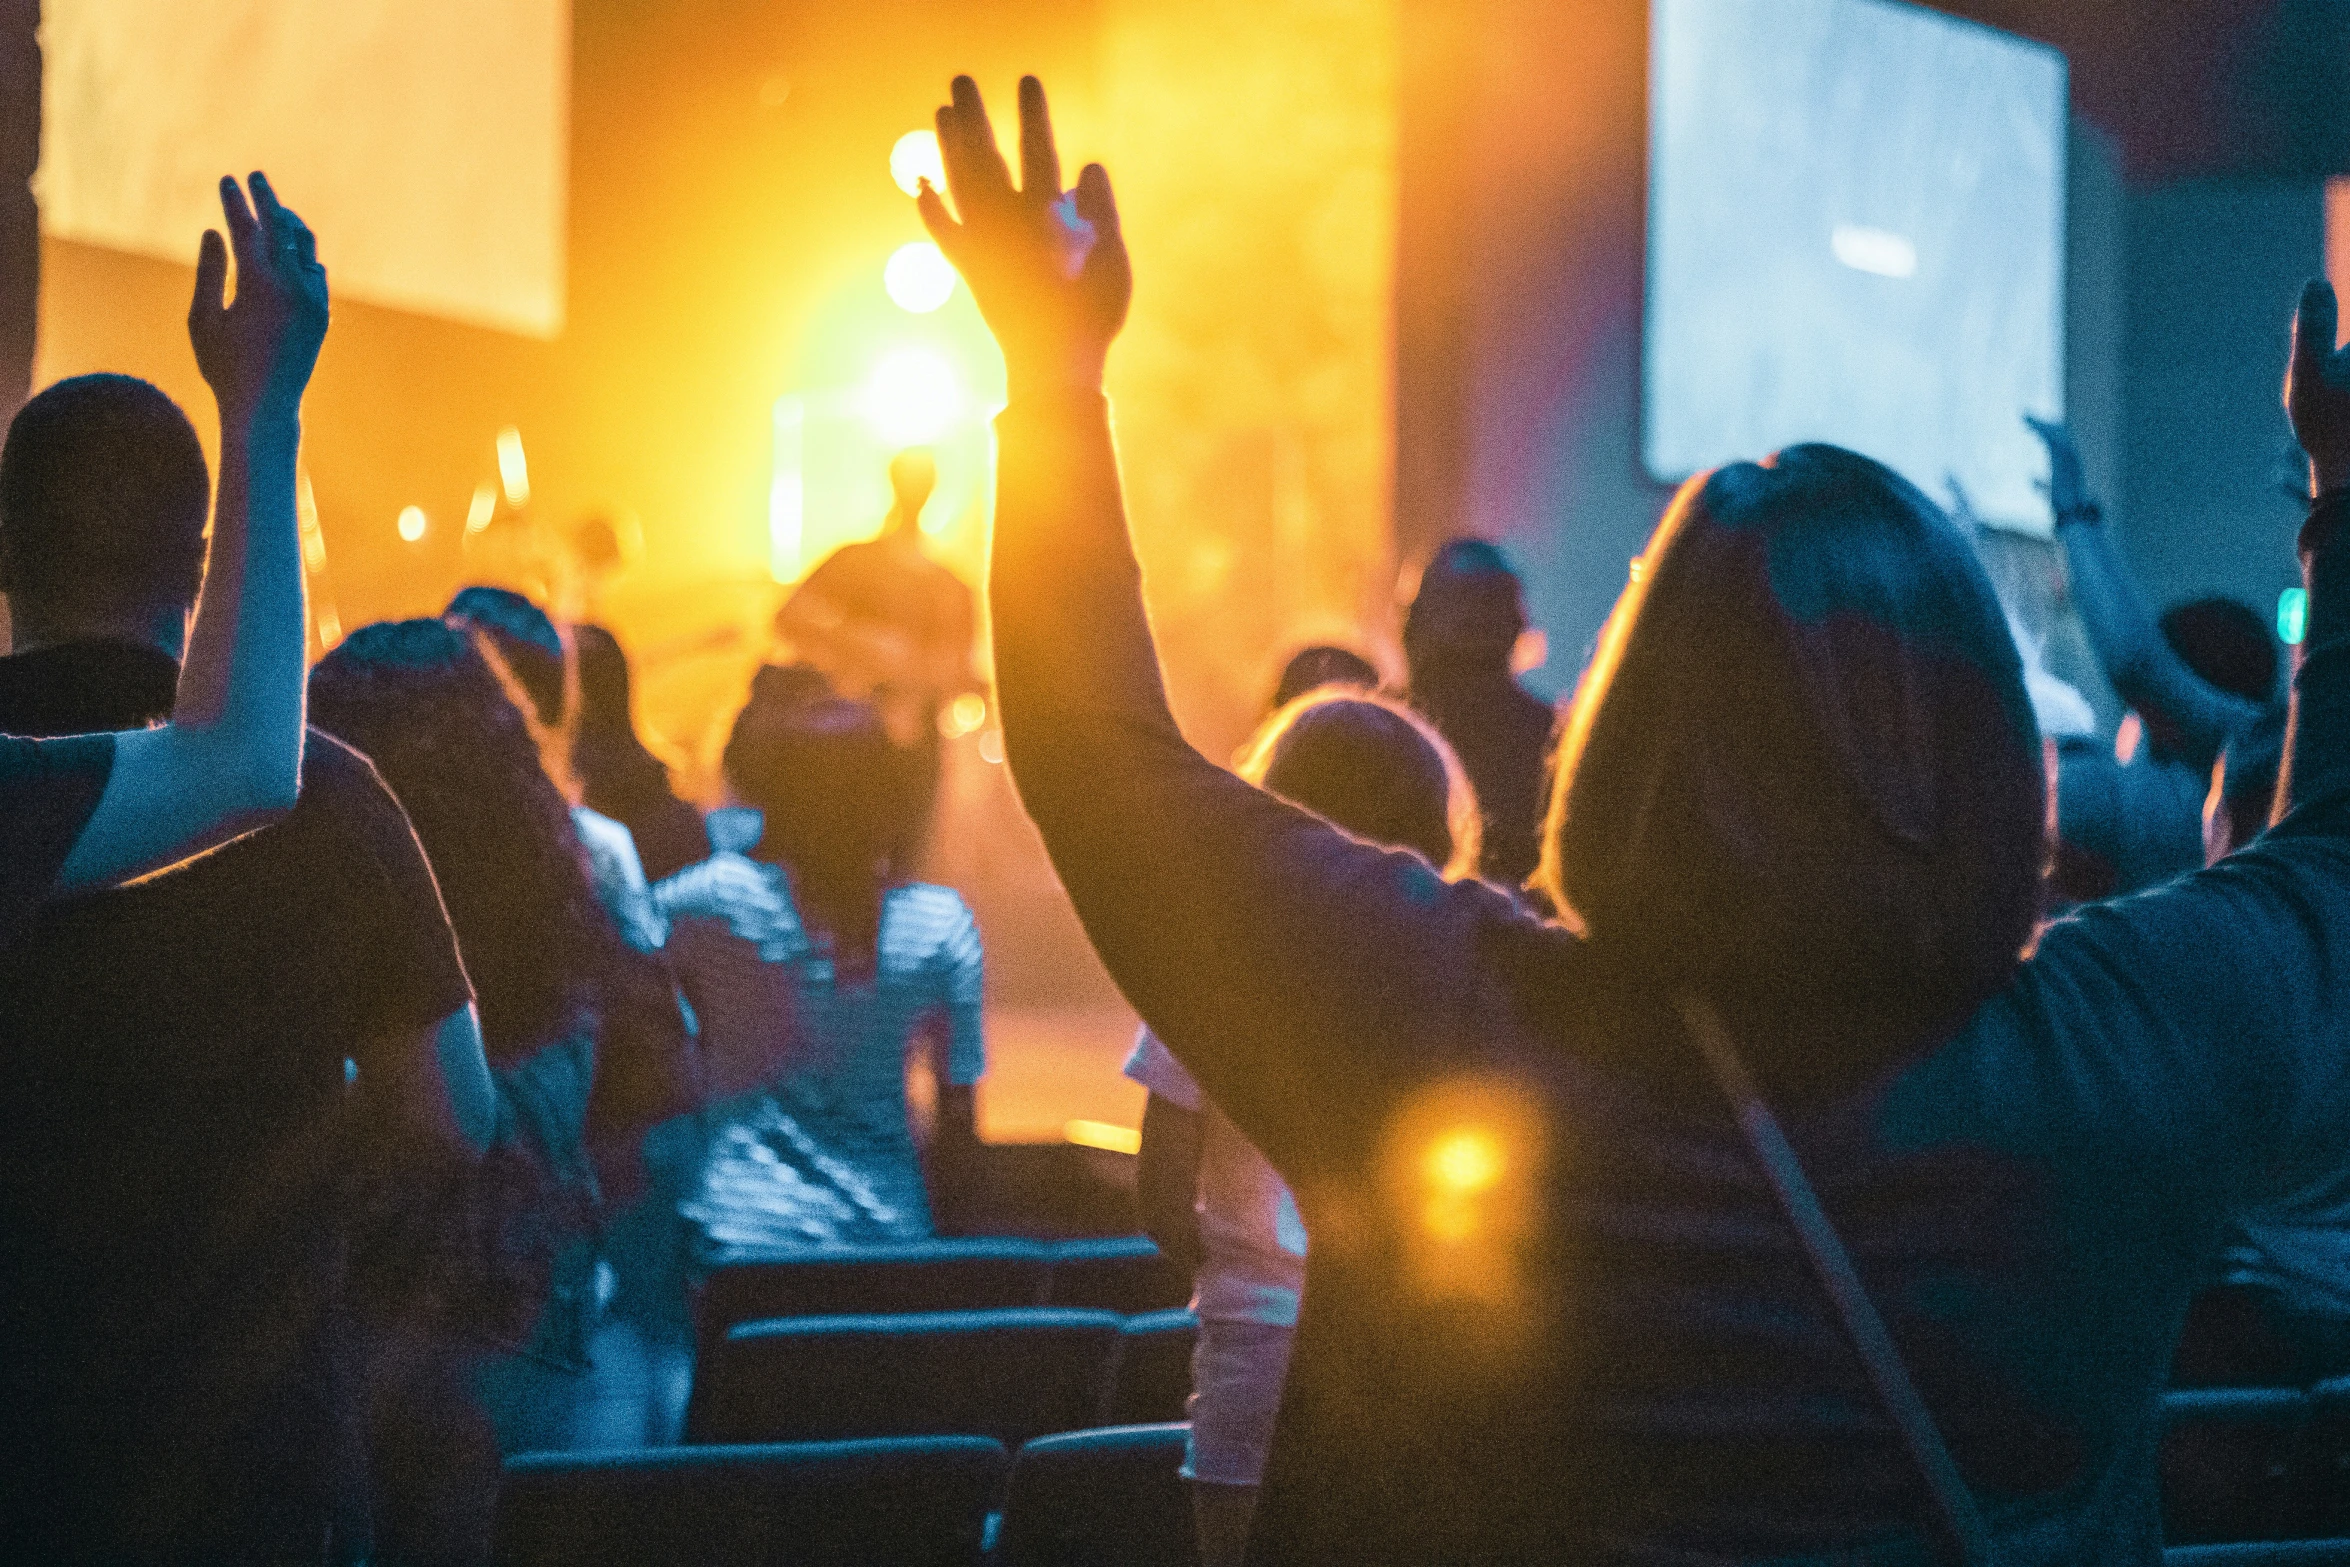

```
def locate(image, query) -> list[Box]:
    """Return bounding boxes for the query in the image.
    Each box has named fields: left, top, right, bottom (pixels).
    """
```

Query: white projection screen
left=38, top=0, right=568, bottom=339
left=1644, top=0, right=2066, bottom=530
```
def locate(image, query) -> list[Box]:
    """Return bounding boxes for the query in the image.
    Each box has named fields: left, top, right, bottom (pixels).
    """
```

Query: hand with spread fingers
left=916, top=75, right=1130, bottom=399
left=2289, top=279, right=2350, bottom=499
left=188, top=172, right=330, bottom=426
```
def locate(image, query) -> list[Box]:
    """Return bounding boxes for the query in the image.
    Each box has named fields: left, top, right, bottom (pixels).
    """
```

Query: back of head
left=447, top=584, right=568, bottom=729
left=572, top=623, right=668, bottom=801
left=1239, top=689, right=1480, bottom=877
left=0, top=375, right=209, bottom=629
left=1543, top=445, right=2044, bottom=1096
left=2160, top=596, right=2278, bottom=707
left=310, top=617, right=609, bottom=1063
left=1404, top=538, right=1526, bottom=675
left=723, top=689, right=918, bottom=958
left=1271, top=644, right=1380, bottom=712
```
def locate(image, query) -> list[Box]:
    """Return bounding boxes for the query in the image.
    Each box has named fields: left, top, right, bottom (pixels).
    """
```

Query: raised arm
left=56, top=174, right=326, bottom=889
left=919, top=78, right=1518, bottom=1184
left=2034, top=415, right=2265, bottom=772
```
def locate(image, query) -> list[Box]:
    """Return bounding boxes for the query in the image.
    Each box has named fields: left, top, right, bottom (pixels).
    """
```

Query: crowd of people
left=4, top=65, right=2350, bottom=1567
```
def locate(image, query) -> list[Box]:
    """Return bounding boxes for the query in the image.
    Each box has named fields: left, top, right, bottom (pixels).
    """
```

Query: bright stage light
left=943, top=692, right=988, bottom=737
left=861, top=348, right=963, bottom=445
left=397, top=505, right=428, bottom=543
left=890, top=129, right=945, bottom=197
left=2281, top=587, right=2309, bottom=646
left=497, top=426, right=531, bottom=508
left=467, top=482, right=497, bottom=533
left=1425, top=1128, right=1504, bottom=1195
left=884, top=242, right=958, bottom=314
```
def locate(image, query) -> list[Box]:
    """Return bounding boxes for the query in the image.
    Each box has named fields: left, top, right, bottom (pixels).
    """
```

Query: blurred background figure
left=574, top=622, right=709, bottom=881
left=1402, top=539, right=1556, bottom=892
left=774, top=448, right=978, bottom=868
left=1268, top=642, right=1380, bottom=712
left=670, top=686, right=987, bottom=1252
left=1130, top=687, right=1480, bottom=1567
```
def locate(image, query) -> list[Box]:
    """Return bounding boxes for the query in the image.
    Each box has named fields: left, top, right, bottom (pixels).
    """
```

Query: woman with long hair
left=573, top=622, right=709, bottom=882
left=924, top=78, right=2350, bottom=1562
left=667, top=684, right=985, bottom=1250
left=1129, top=687, right=1479, bottom=1567
left=311, top=618, right=693, bottom=1561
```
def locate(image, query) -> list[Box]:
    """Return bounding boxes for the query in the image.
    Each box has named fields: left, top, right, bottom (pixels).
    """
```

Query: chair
left=2298, top=1377, right=2350, bottom=1538
left=996, top=1423, right=1196, bottom=1567
left=2161, top=1387, right=2313, bottom=1545
left=491, top=1436, right=1009, bottom=1567
left=693, top=1239, right=1051, bottom=1363
left=1045, top=1235, right=1188, bottom=1315
left=688, top=1307, right=1124, bottom=1448
left=2166, top=1546, right=2350, bottom=1565
left=1105, top=1308, right=1199, bottom=1427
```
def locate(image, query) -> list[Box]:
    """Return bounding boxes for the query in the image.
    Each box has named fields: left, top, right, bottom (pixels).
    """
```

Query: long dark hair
left=573, top=623, right=674, bottom=819
left=1539, top=444, right=2044, bottom=1096
left=311, top=618, right=616, bottom=1066
left=723, top=689, right=922, bottom=967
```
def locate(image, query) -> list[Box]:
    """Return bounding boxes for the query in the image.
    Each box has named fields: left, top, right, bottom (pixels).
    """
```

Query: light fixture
left=860, top=347, right=963, bottom=445
left=397, top=505, right=428, bottom=543
left=890, top=129, right=945, bottom=197
left=884, top=241, right=957, bottom=314
left=496, top=426, right=530, bottom=508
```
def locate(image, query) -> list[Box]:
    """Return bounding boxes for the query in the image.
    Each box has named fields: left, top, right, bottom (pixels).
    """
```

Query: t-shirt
left=0, top=641, right=474, bottom=1562
left=1125, top=1028, right=1307, bottom=1325
left=0, top=728, right=112, bottom=949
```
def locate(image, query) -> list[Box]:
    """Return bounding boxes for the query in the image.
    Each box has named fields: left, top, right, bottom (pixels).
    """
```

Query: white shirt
left=1125, top=1028, right=1306, bottom=1326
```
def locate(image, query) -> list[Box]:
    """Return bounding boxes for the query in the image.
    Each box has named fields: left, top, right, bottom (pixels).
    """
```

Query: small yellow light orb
left=397, top=505, right=428, bottom=543
left=944, top=692, right=987, bottom=737
left=890, top=129, right=945, bottom=197
left=1426, top=1128, right=1503, bottom=1195
left=884, top=241, right=958, bottom=314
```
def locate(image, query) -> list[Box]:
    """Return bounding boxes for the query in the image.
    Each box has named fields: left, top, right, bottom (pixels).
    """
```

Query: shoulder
left=886, top=882, right=977, bottom=935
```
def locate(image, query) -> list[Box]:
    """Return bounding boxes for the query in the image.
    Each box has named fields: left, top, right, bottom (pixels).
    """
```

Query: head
left=310, top=618, right=615, bottom=1064
left=723, top=689, right=922, bottom=960
left=572, top=623, right=671, bottom=809
left=2205, top=706, right=2287, bottom=864
left=0, top=375, right=210, bottom=655
left=1270, top=644, right=1380, bottom=713
left=447, top=584, right=569, bottom=729
left=1237, top=688, right=1481, bottom=879
left=2159, top=596, right=2277, bottom=708
left=1403, top=538, right=1527, bottom=678
left=1539, top=445, right=2044, bottom=1094
left=887, top=448, right=938, bottom=535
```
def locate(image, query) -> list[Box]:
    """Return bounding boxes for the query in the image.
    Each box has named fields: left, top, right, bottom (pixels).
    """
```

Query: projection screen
left=38, top=0, right=568, bottom=339
left=1644, top=0, right=2066, bottom=530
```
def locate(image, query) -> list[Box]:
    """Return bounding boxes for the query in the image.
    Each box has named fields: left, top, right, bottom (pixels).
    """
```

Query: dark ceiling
left=1933, top=0, right=2350, bottom=183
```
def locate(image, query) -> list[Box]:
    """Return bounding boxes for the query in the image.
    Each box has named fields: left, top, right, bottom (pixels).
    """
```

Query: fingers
left=1074, top=162, right=1121, bottom=241
left=915, top=179, right=962, bottom=258
left=1018, top=76, right=1060, bottom=203
left=937, top=76, right=1011, bottom=209
left=2294, top=278, right=2340, bottom=395
left=218, top=174, right=260, bottom=272
left=188, top=228, right=228, bottom=336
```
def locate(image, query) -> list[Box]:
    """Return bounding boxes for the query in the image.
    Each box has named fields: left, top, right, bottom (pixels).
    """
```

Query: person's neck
left=4, top=601, right=186, bottom=662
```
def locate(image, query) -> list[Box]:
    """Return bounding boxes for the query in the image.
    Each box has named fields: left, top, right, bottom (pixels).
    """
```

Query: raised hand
left=2289, top=279, right=2350, bottom=498
left=2025, top=415, right=2095, bottom=523
left=188, top=172, right=329, bottom=424
left=916, top=76, right=1130, bottom=398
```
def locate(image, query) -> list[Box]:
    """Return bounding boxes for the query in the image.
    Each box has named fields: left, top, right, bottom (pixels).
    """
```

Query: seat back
left=693, top=1240, right=1052, bottom=1362
left=996, top=1423, right=1196, bottom=1567
left=688, top=1308, right=1124, bottom=1447
left=2165, top=1545, right=2350, bottom=1566
left=491, top=1436, right=1008, bottom=1567
left=1044, top=1236, right=1187, bottom=1315
left=2161, top=1387, right=2313, bottom=1545
left=1106, top=1308, right=1200, bottom=1428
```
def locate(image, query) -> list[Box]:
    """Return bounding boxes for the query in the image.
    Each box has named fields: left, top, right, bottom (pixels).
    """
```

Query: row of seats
left=688, top=1307, right=1199, bottom=1447
left=2164, top=1381, right=2350, bottom=1544
left=693, top=1236, right=1187, bottom=1363
left=494, top=1424, right=1196, bottom=1567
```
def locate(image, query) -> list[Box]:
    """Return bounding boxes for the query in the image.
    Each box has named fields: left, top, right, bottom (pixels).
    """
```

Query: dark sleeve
left=2059, top=514, right=2265, bottom=771
left=302, top=733, right=475, bottom=1054
left=0, top=731, right=112, bottom=945
left=988, top=394, right=1532, bottom=1185
left=2028, top=490, right=2350, bottom=1221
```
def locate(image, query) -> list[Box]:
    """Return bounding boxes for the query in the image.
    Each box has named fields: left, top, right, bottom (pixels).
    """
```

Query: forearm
left=1136, top=1094, right=1204, bottom=1275
left=2278, top=490, right=2350, bottom=815
left=2060, top=516, right=2259, bottom=768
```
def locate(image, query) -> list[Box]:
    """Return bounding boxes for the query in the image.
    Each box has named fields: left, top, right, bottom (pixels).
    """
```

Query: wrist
left=1002, top=345, right=1108, bottom=405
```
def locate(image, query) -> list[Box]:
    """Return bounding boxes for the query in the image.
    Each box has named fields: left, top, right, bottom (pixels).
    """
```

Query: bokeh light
left=496, top=426, right=530, bottom=507
left=861, top=347, right=963, bottom=445
left=889, top=129, right=945, bottom=197
left=944, top=691, right=988, bottom=736
left=397, top=505, right=428, bottom=543
left=1425, top=1128, right=1504, bottom=1195
left=884, top=241, right=958, bottom=313
left=466, top=481, right=497, bottom=533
